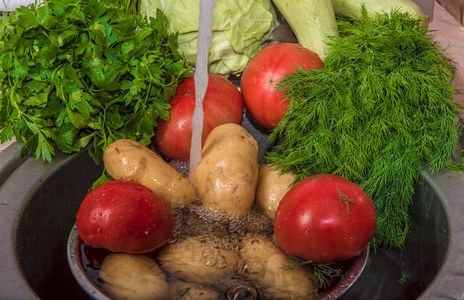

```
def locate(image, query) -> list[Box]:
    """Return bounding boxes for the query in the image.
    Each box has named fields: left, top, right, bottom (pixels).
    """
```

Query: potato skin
left=99, top=253, right=169, bottom=300
left=168, top=280, right=220, bottom=300
left=103, top=139, right=197, bottom=207
left=193, top=123, right=259, bottom=215
left=157, top=236, right=240, bottom=290
left=256, top=164, right=296, bottom=219
left=239, top=235, right=319, bottom=299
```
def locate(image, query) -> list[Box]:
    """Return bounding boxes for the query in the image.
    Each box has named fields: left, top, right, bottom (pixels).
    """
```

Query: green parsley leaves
left=0, top=0, right=192, bottom=163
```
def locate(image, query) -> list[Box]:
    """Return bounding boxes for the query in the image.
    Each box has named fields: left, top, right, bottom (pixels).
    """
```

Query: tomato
left=154, top=73, right=244, bottom=160
left=76, top=180, right=175, bottom=254
left=240, top=43, right=323, bottom=129
left=273, top=174, right=376, bottom=264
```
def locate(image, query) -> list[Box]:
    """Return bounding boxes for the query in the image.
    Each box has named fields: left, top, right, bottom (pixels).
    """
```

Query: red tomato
left=76, top=180, right=175, bottom=254
left=273, top=174, right=376, bottom=264
left=154, top=73, right=244, bottom=160
left=240, top=43, right=323, bottom=129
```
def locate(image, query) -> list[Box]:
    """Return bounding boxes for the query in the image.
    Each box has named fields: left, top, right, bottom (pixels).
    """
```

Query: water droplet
left=227, top=285, right=258, bottom=300
left=217, top=255, right=227, bottom=269
left=205, top=256, right=217, bottom=267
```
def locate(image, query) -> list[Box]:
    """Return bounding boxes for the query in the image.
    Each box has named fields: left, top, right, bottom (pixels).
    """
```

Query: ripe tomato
left=154, top=73, right=244, bottom=160
left=76, top=180, right=175, bottom=254
left=273, top=174, right=376, bottom=264
left=240, top=43, right=323, bottom=129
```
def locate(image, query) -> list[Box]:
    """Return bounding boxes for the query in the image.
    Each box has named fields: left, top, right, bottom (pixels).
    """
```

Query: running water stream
left=188, top=0, right=216, bottom=182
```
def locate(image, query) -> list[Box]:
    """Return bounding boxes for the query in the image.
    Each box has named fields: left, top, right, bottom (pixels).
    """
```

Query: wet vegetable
left=76, top=180, right=175, bottom=254
left=239, top=235, right=319, bottom=299
left=157, top=236, right=240, bottom=290
left=273, top=174, right=376, bottom=264
left=100, top=253, right=169, bottom=300
left=255, top=163, right=296, bottom=219
left=103, top=139, right=197, bottom=207
left=240, top=42, right=324, bottom=129
left=153, top=73, right=244, bottom=160
left=193, top=123, right=259, bottom=216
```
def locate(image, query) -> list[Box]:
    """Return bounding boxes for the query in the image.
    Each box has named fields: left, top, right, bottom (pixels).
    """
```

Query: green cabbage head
left=140, top=0, right=279, bottom=76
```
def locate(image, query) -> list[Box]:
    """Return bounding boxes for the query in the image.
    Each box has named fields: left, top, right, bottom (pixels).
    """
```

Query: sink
left=1, top=118, right=464, bottom=299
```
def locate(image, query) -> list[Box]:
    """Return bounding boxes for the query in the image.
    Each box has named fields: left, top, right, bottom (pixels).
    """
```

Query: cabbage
left=140, top=0, right=280, bottom=76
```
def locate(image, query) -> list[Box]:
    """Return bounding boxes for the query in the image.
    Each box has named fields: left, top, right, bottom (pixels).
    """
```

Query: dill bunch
left=265, top=8, right=462, bottom=249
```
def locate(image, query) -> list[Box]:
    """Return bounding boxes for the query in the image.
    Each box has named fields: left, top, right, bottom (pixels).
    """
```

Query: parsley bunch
left=0, top=0, right=192, bottom=163
left=266, top=8, right=463, bottom=249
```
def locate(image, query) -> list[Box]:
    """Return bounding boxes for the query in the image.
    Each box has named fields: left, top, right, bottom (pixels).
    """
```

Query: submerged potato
left=99, top=253, right=168, bottom=300
left=256, top=164, right=296, bottom=219
left=103, top=139, right=197, bottom=207
left=193, top=123, right=259, bottom=215
left=157, top=236, right=240, bottom=290
left=239, top=235, right=319, bottom=299
left=168, top=280, right=220, bottom=300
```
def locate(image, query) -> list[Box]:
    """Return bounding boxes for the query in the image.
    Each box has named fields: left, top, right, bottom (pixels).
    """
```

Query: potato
left=157, top=236, right=240, bottom=290
left=168, top=280, right=220, bottom=300
left=193, top=123, right=259, bottom=215
left=239, top=235, right=319, bottom=299
left=99, top=253, right=169, bottom=300
left=103, top=139, right=197, bottom=207
left=256, top=164, right=296, bottom=219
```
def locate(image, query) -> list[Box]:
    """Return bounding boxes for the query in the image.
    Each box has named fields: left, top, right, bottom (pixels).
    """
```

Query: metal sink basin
left=1, top=123, right=464, bottom=299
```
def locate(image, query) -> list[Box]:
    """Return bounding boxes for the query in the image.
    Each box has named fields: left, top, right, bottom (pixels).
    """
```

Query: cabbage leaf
left=140, top=0, right=279, bottom=76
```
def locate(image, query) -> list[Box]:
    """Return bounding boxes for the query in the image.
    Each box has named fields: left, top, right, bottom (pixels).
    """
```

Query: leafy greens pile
left=265, top=9, right=463, bottom=249
left=0, top=0, right=192, bottom=163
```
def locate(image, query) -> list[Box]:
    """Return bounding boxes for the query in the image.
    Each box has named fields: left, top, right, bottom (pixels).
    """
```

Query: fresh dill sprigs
left=266, top=8, right=463, bottom=249
left=337, top=188, right=358, bottom=214
left=398, top=271, right=409, bottom=285
left=281, top=255, right=343, bottom=289
left=176, top=287, right=192, bottom=300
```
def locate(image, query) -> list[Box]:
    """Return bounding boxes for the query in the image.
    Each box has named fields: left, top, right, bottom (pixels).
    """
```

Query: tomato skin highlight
left=154, top=73, right=244, bottom=160
left=76, top=180, right=175, bottom=254
left=240, top=43, right=323, bottom=129
left=273, top=174, right=376, bottom=264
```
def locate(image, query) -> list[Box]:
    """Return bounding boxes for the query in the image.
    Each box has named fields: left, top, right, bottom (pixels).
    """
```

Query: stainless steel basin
left=1, top=120, right=464, bottom=299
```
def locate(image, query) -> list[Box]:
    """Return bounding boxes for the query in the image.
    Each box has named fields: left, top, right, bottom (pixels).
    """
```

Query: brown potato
left=239, top=235, right=319, bottom=299
left=157, top=236, right=240, bottom=290
left=103, top=139, right=197, bottom=207
left=99, top=253, right=169, bottom=300
left=193, top=123, right=259, bottom=215
left=167, top=280, right=220, bottom=300
left=256, top=163, right=296, bottom=219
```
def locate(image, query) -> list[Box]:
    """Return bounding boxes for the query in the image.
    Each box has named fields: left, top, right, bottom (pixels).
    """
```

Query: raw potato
left=103, top=139, right=197, bottom=206
left=239, top=235, right=319, bottom=299
left=256, top=164, right=296, bottom=219
left=168, top=280, right=220, bottom=300
left=157, top=236, right=240, bottom=290
left=193, top=123, right=259, bottom=215
left=99, top=253, right=169, bottom=300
